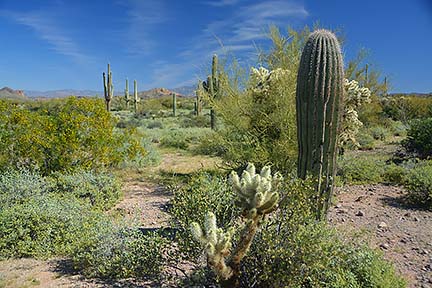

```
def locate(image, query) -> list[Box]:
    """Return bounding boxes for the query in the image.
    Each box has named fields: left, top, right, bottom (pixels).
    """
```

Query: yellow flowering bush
left=0, top=97, right=145, bottom=174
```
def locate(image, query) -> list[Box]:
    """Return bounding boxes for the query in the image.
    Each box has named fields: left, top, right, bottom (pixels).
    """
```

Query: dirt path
left=329, top=184, right=432, bottom=288
left=0, top=153, right=219, bottom=288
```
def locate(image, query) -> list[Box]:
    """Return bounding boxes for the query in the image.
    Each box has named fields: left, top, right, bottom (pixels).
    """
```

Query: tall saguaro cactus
left=202, top=54, right=220, bottom=130
left=133, top=80, right=139, bottom=113
left=296, top=29, right=344, bottom=219
left=172, top=92, right=177, bottom=116
left=124, top=78, right=130, bottom=110
left=103, top=63, right=114, bottom=112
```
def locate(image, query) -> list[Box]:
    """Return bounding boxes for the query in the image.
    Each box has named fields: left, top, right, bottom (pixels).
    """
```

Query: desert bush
left=50, top=170, right=122, bottom=210
left=157, top=128, right=212, bottom=150
left=402, top=118, right=432, bottom=159
left=180, top=115, right=210, bottom=128
left=0, top=98, right=146, bottom=174
left=338, top=156, right=386, bottom=184
left=356, top=131, right=377, bottom=150
left=404, top=161, right=432, bottom=208
left=170, top=171, right=238, bottom=261
left=71, top=226, right=168, bottom=279
left=382, top=163, right=407, bottom=185
left=382, top=96, right=432, bottom=122
left=0, top=169, right=51, bottom=210
left=369, top=125, right=391, bottom=141
left=388, top=120, right=408, bottom=137
left=147, top=120, right=164, bottom=129
left=179, top=170, right=405, bottom=287
left=193, top=131, right=228, bottom=156
left=0, top=194, right=104, bottom=259
left=243, top=221, right=405, bottom=287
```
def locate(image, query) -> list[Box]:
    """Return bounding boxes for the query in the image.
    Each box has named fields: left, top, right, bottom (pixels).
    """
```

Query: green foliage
left=368, top=125, right=391, bottom=141
left=244, top=221, right=405, bottom=287
left=382, top=163, right=407, bottom=185
left=338, top=156, right=386, bottom=184
left=0, top=194, right=103, bottom=259
left=71, top=226, right=168, bottom=279
left=382, top=96, right=432, bottom=123
left=50, top=170, right=122, bottom=210
left=404, top=161, right=432, bottom=208
left=356, top=131, right=377, bottom=150
left=205, top=26, right=304, bottom=172
left=156, top=128, right=212, bottom=150
left=170, top=171, right=237, bottom=261
left=402, top=118, right=432, bottom=159
left=0, top=169, right=51, bottom=210
left=0, top=98, right=146, bottom=174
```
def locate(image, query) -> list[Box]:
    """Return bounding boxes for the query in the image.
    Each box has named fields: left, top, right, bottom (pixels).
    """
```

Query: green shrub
left=170, top=171, right=238, bottom=260
left=0, top=169, right=51, bottom=210
left=357, top=131, right=377, bottom=150
left=157, top=128, right=212, bottom=150
left=0, top=195, right=103, bottom=259
left=388, top=120, right=407, bottom=137
left=179, top=173, right=405, bottom=287
left=180, top=115, right=210, bottom=128
left=243, top=221, right=406, bottom=287
left=404, top=161, right=432, bottom=208
left=402, top=118, right=432, bottom=159
left=369, top=125, right=390, bottom=141
left=71, top=226, right=168, bottom=279
left=147, top=121, right=164, bottom=129
left=338, top=156, right=386, bottom=184
left=382, top=163, right=407, bottom=185
left=0, top=98, right=146, bottom=174
left=50, top=170, right=122, bottom=210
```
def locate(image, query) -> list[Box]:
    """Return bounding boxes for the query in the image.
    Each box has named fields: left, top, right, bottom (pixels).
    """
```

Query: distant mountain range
left=19, top=85, right=196, bottom=99
left=2, top=85, right=430, bottom=100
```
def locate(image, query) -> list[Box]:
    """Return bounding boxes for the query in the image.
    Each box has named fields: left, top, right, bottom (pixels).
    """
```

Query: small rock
left=337, top=209, right=347, bottom=214
left=335, top=203, right=342, bottom=208
left=380, top=243, right=389, bottom=250
left=414, top=216, right=420, bottom=222
left=404, top=212, right=411, bottom=217
left=355, top=196, right=364, bottom=202
left=356, top=210, right=365, bottom=216
left=378, top=222, right=388, bottom=229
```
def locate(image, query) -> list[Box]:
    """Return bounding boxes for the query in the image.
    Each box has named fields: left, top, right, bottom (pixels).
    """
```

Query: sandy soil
left=329, top=184, right=432, bottom=288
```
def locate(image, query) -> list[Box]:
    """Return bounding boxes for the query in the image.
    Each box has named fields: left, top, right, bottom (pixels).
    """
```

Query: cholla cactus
left=250, top=67, right=290, bottom=96
left=340, top=79, right=371, bottom=148
left=190, top=163, right=281, bottom=287
left=191, top=212, right=234, bottom=279
left=231, top=163, right=281, bottom=219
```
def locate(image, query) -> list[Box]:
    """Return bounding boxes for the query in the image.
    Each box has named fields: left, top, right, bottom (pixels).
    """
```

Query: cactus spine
left=103, top=63, right=114, bottom=112
left=124, top=78, right=130, bottom=110
left=172, top=92, right=177, bottom=116
left=133, top=80, right=139, bottom=113
left=191, top=163, right=281, bottom=287
left=296, top=29, right=344, bottom=219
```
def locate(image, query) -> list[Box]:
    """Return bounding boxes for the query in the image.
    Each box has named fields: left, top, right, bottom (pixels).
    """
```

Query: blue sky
left=0, top=0, right=431, bottom=93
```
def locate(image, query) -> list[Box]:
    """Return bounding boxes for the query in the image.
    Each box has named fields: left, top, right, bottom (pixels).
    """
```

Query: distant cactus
left=190, top=163, right=281, bottom=287
left=103, top=63, right=114, bottom=112
left=124, top=78, right=130, bottom=110
left=296, top=29, right=344, bottom=219
left=195, top=80, right=204, bottom=116
left=172, top=92, right=177, bottom=116
left=133, top=80, right=139, bottom=113
left=202, top=54, right=220, bottom=130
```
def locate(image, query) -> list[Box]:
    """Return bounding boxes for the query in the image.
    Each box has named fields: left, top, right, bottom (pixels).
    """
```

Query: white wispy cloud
left=204, top=0, right=242, bottom=7
left=145, top=0, right=308, bottom=88
left=121, top=0, right=167, bottom=56
left=3, top=10, right=90, bottom=63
